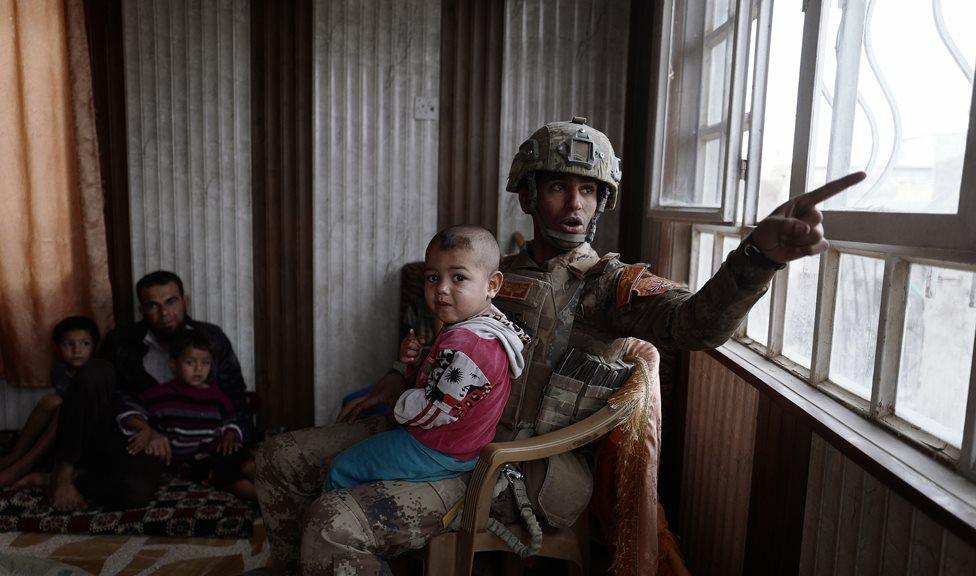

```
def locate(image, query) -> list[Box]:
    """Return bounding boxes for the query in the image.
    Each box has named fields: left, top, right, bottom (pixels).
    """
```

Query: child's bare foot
left=49, top=463, right=86, bottom=512
left=12, top=471, right=50, bottom=490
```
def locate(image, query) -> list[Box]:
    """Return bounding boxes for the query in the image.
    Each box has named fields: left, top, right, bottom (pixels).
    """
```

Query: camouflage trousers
left=254, top=416, right=469, bottom=575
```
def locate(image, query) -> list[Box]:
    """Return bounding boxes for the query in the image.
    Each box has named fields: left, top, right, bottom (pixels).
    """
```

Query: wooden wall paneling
left=880, top=490, right=913, bottom=575
left=743, top=394, right=814, bottom=575
left=85, top=0, right=133, bottom=326
left=912, top=511, right=946, bottom=575
left=797, top=435, right=976, bottom=576
left=659, top=347, right=689, bottom=529
left=681, top=351, right=759, bottom=575
left=619, top=0, right=659, bottom=265
left=437, top=0, right=504, bottom=234
left=251, top=0, right=314, bottom=431
left=942, top=531, right=976, bottom=575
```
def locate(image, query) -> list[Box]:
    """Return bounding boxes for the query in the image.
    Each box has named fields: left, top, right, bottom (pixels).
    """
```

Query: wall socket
left=414, top=96, right=438, bottom=121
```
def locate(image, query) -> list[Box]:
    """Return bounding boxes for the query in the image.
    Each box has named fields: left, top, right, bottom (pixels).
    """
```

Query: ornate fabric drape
left=0, top=0, right=113, bottom=387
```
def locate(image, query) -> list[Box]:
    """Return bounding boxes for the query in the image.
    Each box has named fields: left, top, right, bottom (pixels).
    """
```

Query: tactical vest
left=494, top=249, right=624, bottom=441
left=491, top=248, right=627, bottom=528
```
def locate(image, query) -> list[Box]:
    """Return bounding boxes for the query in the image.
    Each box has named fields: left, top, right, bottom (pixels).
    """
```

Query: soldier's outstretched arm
left=603, top=247, right=774, bottom=350
left=603, top=172, right=866, bottom=350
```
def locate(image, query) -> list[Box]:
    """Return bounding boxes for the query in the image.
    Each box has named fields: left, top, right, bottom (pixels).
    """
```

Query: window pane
left=746, top=283, right=771, bottom=346
left=695, top=232, right=716, bottom=291
left=810, top=0, right=975, bottom=214
left=829, top=254, right=884, bottom=398
left=745, top=16, right=757, bottom=117
left=706, top=39, right=730, bottom=125
left=710, top=0, right=730, bottom=30
left=721, top=235, right=739, bottom=262
left=702, top=138, right=723, bottom=206
left=660, top=0, right=736, bottom=209
left=896, top=265, right=975, bottom=448
left=783, top=254, right=820, bottom=368
left=756, top=0, right=805, bottom=220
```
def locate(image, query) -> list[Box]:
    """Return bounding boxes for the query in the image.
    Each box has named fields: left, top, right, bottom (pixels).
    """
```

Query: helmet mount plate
left=557, top=129, right=598, bottom=169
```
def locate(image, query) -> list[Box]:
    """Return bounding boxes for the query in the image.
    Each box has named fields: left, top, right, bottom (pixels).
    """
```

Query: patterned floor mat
left=0, top=475, right=258, bottom=538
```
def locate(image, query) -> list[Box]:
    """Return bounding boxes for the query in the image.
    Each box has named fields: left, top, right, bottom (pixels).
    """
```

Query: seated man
left=255, top=118, right=865, bottom=575
left=49, top=270, right=251, bottom=511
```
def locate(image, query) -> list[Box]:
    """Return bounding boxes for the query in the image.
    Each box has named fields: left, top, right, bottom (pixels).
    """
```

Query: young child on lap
left=325, top=225, right=528, bottom=490
left=0, top=316, right=99, bottom=487
left=119, top=331, right=256, bottom=500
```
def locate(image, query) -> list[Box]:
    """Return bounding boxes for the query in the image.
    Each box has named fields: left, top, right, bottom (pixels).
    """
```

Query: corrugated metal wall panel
left=681, top=351, right=759, bottom=576
left=0, top=381, right=49, bottom=429
left=122, top=0, right=254, bottom=387
left=312, top=0, right=440, bottom=423
left=496, top=0, right=630, bottom=256
left=800, top=434, right=976, bottom=576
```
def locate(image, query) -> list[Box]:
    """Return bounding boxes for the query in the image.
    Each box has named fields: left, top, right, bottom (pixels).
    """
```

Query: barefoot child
left=0, top=316, right=99, bottom=487
left=119, top=331, right=256, bottom=499
left=326, top=225, right=528, bottom=490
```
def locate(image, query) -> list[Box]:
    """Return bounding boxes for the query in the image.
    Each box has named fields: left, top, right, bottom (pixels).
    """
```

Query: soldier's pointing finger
left=789, top=171, right=867, bottom=216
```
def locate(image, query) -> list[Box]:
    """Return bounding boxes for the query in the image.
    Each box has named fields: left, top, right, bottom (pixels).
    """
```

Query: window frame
left=649, top=0, right=755, bottom=224
left=662, top=0, right=976, bottom=483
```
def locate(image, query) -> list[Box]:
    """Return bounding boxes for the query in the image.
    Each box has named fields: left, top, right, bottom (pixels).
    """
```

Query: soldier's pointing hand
left=749, top=172, right=867, bottom=264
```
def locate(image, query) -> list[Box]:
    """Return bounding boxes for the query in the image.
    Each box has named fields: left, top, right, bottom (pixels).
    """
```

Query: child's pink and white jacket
left=394, top=305, right=528, bottom=461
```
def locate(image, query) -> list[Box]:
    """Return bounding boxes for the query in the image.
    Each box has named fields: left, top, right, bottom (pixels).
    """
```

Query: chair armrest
left=460, top=404, right=630, bottom=534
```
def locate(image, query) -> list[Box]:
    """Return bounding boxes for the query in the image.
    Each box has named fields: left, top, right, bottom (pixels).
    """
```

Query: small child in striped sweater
left=120, top=331, right=256, bottom=500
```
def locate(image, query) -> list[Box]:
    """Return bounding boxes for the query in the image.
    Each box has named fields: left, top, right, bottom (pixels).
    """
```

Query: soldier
left=254, top=117, right=866, bottom=575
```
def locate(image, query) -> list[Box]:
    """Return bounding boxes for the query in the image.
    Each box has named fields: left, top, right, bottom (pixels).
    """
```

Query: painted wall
left=311, top=0, right=441, bottom=423
left=122, top=0, right=255, bottom=388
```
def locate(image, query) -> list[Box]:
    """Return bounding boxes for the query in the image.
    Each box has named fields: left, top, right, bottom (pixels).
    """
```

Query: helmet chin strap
left=539, top=219, right=587, bottom=249
left=525, top=175, right=611, bottom=251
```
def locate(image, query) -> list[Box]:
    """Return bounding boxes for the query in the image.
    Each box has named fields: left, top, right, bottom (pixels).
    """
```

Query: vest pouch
left=534, top=373, right=584, bottom=434
left=534, top=346, right=630, bottom=434
left=487, top=453, right=593, bottom=530
left=522, top=452, right=593, bottom=529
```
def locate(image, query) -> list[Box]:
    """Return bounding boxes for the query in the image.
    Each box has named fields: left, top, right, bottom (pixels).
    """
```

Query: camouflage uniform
left=255, top=118, right=777, bottom=574
left=255, top=415, right=468, bottom=575
left=255, top=245, right=772, bottom=575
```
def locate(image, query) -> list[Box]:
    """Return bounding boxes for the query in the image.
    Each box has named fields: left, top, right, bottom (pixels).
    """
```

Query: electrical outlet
left=414, top=96, right=438, bottom=121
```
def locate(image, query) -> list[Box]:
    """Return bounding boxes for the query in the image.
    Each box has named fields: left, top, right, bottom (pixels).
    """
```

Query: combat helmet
left=506, top=116, right=622, bottom=248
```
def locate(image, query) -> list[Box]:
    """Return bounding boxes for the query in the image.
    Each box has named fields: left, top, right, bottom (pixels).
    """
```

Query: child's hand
left=144, top=431, right=172, bottom=465
left=399, top=329, right=425, bottom=366
left=218, top=429, right=242, bottom=455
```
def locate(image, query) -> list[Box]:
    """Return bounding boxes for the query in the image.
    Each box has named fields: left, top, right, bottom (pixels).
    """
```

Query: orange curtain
left=0, top=0, right=113, bottom=387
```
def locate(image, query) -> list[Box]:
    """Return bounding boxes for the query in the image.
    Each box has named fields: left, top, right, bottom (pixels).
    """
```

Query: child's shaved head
left=426, top=225, right=500, bottom=272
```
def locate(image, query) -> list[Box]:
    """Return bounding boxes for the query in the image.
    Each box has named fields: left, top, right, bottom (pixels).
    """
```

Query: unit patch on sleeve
left=497, top=279, right=532, bottom=301
left=615, top=264, right=646, bottom=307
left=616, top=265, right=677, bottom=306
left=633, top=273, right=677, bottom=298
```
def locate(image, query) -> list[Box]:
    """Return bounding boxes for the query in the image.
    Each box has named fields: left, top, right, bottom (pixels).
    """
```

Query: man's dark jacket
left=96, top=318, right=253, bottom=441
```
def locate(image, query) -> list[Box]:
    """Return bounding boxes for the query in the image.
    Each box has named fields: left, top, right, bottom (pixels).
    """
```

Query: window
left=662, top=0, right=976, bottom=478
